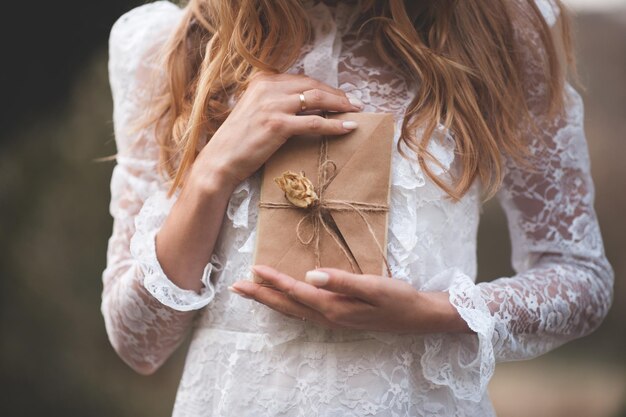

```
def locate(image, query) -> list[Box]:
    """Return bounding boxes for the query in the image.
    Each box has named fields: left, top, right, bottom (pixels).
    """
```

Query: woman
left=102, top=0, right=614, bottom=415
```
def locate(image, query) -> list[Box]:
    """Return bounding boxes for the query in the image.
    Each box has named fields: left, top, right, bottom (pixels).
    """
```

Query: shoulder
left=108, top=1, right=184, bottom=78
left=506, top=0, right=561, bottom=28
left=107, top=2, right=185, bottom=156
left=110, top=1, right=183, bottom=45
left=533, top=0, right=560, bottom=27
left=506, top=0, right=567, bottom=70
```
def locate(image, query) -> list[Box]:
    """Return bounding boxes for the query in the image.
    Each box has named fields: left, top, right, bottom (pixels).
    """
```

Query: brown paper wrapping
left=252, top=112, right=395, bottom=282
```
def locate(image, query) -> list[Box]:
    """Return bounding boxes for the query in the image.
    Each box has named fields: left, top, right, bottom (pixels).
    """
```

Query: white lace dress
left=101, top=1, right=614, bottom=416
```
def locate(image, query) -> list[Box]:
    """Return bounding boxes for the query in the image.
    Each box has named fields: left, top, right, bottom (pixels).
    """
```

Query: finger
left=249, top=265, right=376, bottom=326
left=285, top=89, right=362, bottom=114
left=250, top=265, right=333, bottom=312
left=284, top=114, right=358, bottom=137
left=230, top=280, right=338, bottom=327
left=304, top=268, right=381, bottom=302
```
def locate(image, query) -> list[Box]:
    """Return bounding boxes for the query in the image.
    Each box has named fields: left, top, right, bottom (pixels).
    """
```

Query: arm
left=101, top=2, right=224, bottom=375
left=420, top=7, right=614, bottom=402
left=475, top=10, right=614, bottom=361
left=101, top=1, right=362, bottom=374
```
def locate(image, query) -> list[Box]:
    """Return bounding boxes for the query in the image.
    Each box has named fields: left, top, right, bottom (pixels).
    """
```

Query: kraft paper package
left=252, top=112, right=395, bottom=284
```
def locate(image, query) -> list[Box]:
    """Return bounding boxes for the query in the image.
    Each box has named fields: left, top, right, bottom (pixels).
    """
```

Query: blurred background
left=0, top=0, right=624, bottom=416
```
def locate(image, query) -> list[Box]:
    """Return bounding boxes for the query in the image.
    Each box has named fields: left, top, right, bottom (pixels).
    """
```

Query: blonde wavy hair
left=133, top=0, right=575, bottom=200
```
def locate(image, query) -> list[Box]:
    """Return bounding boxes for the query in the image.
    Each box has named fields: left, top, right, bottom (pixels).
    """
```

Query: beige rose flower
left=274, top=170, right=319, bottom=208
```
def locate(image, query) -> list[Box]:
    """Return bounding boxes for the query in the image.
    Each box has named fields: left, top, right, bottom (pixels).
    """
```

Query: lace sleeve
left=101, top=1, right=217, bottom=375
left=421, top=2, right=614, bottom=402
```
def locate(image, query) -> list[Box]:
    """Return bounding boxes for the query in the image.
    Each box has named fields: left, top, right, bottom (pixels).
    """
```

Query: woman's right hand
left=154, top=73, right=362, bottom=293
left=189, top=72, right=363, bottom=193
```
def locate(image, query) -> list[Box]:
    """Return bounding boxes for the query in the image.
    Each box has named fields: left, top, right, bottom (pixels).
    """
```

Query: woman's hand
left=189, top=72, right=364, bottom=193
left=155, top=74, right=360, bottom=294
left=229, top=265, right=473, bottom=334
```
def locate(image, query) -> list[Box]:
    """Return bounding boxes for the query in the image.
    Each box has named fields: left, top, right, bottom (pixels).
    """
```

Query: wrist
left=187, top=161, right=239, bottom=201
left=415, top=291, right=473, bottom=334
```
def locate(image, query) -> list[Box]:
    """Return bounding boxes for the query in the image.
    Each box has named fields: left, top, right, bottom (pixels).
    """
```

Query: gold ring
left=299, top=93, right=307, bottom=112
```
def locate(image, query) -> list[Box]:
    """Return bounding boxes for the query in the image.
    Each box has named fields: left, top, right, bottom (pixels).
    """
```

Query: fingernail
left=228, top=285, right=252, bottom=299
left=342, top=121, right=358, bottom=130
left=305, top=270, right=329, bottom=286
left=348, top=97, right=364, bottom=110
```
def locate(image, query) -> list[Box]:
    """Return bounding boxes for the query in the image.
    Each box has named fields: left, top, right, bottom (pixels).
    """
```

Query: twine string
left=258, top=130, right=392, bottom=278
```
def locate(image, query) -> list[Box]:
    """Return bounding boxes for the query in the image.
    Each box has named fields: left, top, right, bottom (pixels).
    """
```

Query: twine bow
left=258, top=133, right=392, bottom=278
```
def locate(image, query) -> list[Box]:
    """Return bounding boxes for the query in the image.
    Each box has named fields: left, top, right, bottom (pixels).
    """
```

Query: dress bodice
left=183, top=0, right=482, bottom=346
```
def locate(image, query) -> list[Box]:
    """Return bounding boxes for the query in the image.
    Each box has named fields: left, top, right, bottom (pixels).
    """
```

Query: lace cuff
left=421, top=269, right=495, bottom=403
left=130, top=190, right=217, bottom=312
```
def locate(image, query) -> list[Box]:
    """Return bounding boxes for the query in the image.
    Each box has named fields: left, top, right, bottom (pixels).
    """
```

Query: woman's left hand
left=229, top=265, right=471, bottom=334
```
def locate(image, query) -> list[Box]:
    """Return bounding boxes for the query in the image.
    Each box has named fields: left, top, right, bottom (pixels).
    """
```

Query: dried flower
left=274, top=170, right=319, bottom=208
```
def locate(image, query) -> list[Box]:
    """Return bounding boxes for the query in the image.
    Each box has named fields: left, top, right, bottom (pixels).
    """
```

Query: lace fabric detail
left=421, top=269, right=496, bottom=403
left=101, top=0, right=614, bottom=414
left=172, top=327, right=498, bottom=417
left=130, top=190, right=219, bottom=311
left=102, top=0, right=202, bottom=374
left=534, top=0, right=560, bottom=26
left=418, top=2, right=614, bottom=399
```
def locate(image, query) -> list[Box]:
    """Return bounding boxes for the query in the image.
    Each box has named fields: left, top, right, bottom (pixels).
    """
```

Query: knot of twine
left=259, top=135, right=392, bottom=278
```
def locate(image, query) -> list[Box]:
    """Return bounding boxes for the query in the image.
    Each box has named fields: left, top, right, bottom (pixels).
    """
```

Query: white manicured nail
left=348, top=97, right=364, bottom=109
left=342, top=121, right=358, bottom=130
left=305, top=270, right=329, bottom=286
